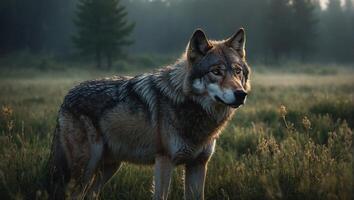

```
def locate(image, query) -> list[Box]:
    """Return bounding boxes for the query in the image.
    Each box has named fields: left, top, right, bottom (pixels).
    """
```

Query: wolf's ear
left=225, top=28, right=246, bottom=57
left=187, top=29, right=212, bottom=65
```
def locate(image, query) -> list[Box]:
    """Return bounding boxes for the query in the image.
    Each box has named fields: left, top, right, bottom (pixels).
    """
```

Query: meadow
left=0, top=56, right=353, bottom=199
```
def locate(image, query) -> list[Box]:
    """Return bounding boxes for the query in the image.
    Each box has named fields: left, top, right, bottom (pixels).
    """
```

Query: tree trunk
left=96, top=48, right=102, bottom=69
left=301, top=50, right=307, bottom=63
left=107, top=52, right=112, bottom=69
left=272, top=50, right=279, bottom=65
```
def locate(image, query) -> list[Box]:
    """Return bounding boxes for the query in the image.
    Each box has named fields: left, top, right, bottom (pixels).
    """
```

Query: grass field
left=0, top=60, right=353, bottom=199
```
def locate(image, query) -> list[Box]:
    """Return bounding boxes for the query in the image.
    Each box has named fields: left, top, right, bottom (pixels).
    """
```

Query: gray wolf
left=48, top=28, right=251, bottom=199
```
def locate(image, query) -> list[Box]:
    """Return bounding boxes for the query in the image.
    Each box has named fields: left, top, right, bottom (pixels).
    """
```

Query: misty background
left=0, top=0, right=353, bottom=66
left=0, top=1, right=353, bottom=199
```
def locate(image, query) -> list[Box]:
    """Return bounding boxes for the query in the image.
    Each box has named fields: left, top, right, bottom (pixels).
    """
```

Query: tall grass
left=0, top=65, right=353, bottom=199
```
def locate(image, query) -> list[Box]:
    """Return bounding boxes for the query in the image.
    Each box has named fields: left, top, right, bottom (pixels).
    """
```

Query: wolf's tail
left=46, top=123, right=70, bottom=200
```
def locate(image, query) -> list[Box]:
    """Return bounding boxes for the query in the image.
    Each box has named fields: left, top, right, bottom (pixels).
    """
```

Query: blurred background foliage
left=0, top=0, right=353, bottom=66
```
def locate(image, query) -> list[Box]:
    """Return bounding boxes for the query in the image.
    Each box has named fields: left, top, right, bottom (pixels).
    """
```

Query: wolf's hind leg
left=79, top=115, right=104, bottom=184
left=87, top=161, right=122, bottom=197
left=65, top=115, right=104, bottom=199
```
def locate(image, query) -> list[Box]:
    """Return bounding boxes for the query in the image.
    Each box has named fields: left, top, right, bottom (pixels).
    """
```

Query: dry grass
left=0, top=64, right=353, bottom=199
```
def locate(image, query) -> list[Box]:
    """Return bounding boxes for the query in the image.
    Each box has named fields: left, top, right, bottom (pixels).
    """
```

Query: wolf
left=48, top=28, right=251, bottom=199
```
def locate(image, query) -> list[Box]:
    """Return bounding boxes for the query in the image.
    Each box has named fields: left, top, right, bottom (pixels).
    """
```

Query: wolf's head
left=184, top=28, right=251, bottom=108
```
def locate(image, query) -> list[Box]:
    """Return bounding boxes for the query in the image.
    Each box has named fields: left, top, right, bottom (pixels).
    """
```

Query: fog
left=0, top=0, right=353, bottom=64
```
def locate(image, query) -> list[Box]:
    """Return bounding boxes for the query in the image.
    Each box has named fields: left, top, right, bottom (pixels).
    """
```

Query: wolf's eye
left=235, top=68, right=242, bottom=75
left=211, top=69, right=222, bottom=76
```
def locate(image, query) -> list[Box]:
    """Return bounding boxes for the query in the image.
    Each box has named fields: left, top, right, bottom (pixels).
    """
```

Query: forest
left=0, top=0, right=353, bottom=64
left=0, top=0, right=353, bottom=199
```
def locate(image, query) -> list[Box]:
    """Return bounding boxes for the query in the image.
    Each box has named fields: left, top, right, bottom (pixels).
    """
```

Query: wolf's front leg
left=153, top=155, right=174, bottom=200
left=184, top=161, right=207, bottom=200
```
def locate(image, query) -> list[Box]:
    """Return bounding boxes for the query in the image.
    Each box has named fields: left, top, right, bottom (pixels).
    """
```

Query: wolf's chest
left=166, top=134, right=216, bottom=165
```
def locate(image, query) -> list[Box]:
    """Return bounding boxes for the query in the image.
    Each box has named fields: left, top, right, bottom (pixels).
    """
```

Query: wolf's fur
left=48, top=28, right=251, bottom=199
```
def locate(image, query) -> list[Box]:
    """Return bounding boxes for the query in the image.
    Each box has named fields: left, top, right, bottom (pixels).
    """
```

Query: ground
left=0, top=60, right=353, bottom=199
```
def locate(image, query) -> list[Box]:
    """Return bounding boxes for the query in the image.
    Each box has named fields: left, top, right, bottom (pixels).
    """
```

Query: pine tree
left=265, top=0, right=293, bottom=63
left=73, top=0, right=134, bottom=69
left=292, top=0, right=317, bottom=62
left=322, top=0, right=349, bottom=62
left=344, top=0, right=354, bottom=61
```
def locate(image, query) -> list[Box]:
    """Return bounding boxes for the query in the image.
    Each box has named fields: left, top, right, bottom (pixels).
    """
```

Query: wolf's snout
left=233, top=90, right=247, bottom=107
left=234, top=90, right=247, bottom=100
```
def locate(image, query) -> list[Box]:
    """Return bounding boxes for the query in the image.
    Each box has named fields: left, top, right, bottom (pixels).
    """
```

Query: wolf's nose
left=234, top=90, right=247, bottom=102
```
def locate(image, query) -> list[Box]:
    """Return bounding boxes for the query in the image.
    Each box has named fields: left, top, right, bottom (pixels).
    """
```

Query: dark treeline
left=0, top=0, right=76, bottom=54
left=0, top=0, right=353, bottom=64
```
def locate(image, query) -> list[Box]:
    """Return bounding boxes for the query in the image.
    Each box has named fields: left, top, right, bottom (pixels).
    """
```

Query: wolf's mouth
left=214, top=96, right=243, bottom=108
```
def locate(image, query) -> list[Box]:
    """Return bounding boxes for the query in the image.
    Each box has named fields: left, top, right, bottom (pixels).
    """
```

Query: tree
left=265, top=0, right=293, bottom=63
left=292, top=0, right=318, bottom=62
left=344, top=0, right=354, bottom=61
left=321, top=0, right=351, bottom=62
left=73, top=0, right=134, bottom=69
left=0, top=0, right=49, bottom=53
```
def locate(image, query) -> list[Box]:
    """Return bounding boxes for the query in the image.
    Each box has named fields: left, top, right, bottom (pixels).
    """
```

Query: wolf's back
left=61, top=76, right=130, bottom=121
